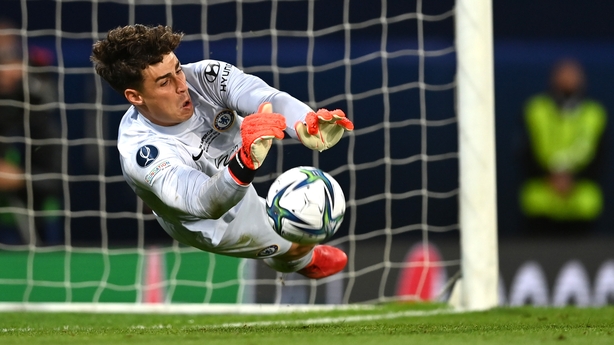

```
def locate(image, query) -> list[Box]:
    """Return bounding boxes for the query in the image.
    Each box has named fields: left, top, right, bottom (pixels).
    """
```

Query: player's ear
left=125, top=88, right=144, bottom=106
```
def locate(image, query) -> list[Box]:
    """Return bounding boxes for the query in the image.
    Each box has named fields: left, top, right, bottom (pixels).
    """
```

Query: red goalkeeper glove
left=229, top=103, right=286, bottom=185
left=295, top=108, right=354, bottom=152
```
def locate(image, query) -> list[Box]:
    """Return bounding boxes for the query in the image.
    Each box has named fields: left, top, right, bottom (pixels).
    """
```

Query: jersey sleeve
left=122, top=139, right=248, bottom=220
left=183, top=60, right=314, bottom=139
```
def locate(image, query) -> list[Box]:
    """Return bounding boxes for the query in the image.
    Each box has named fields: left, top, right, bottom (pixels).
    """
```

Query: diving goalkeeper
left=90, top=25, right=353, bottom=279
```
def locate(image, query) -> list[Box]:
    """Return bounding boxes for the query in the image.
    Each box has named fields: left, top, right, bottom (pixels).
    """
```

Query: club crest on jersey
left=257, top=244, right=279, bottom=257
left=213, top=109, right=235, bottom=132
left=204, top=62, right=220, bottom=83
left=136, top=145, right=159, bottom=167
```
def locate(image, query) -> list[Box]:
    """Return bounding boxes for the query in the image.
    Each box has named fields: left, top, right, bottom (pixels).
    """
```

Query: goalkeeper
left=90, top=24, right=353, bottom=279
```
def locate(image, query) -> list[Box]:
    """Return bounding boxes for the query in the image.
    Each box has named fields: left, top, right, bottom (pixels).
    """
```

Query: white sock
left=263, top=249, right=314, bottom=273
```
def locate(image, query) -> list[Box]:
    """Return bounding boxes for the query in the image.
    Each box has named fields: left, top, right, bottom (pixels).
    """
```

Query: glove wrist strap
left=228, top=152, right=256, bottom=185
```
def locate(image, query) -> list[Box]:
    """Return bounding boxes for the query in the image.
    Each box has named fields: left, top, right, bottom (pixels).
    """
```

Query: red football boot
left=297, top=245, right=347, bottom=279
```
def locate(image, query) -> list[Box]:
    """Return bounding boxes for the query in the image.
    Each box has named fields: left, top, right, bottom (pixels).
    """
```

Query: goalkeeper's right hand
left=228, top=103, right=286, bottom=185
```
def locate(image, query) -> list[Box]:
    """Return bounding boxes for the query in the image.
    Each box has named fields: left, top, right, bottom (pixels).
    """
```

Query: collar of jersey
left=138, top=110, right=198, bottom=136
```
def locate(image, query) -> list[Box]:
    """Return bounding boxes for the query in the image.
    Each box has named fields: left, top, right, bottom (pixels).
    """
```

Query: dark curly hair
left=91, top=24, right=183, bottom=94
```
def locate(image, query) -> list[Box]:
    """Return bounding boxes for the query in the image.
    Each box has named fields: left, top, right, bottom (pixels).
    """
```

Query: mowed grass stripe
left=1, top=306, right=613, bottom=345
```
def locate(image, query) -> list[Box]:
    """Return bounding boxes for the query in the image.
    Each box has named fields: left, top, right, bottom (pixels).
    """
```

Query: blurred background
left=0, top=0, right=612, bottom=305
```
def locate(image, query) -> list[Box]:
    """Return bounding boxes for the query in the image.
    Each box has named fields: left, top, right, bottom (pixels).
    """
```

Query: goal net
left=0, top=0, right=497, bottom=311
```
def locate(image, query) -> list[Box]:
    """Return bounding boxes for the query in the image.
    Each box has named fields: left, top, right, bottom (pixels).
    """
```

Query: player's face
left=127, top=52, right=194, bottom=126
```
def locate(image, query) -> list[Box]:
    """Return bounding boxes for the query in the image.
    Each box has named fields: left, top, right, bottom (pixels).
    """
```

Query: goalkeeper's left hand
left=295, top=109, right=354, bottom=152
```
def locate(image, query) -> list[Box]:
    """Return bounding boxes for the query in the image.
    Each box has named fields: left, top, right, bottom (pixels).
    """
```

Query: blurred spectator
left=0, top=18, right=63, bottom=245
left=519, top=59, right=607, bottom=235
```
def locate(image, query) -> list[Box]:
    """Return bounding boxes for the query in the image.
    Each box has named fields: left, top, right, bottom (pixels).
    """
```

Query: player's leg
left=265, top=243, right=347, bottom=279
left=294, top=244, right=347, bottom=279
left=179, top=188, right=347, bottom=278
left=275, top=242, right=315, bottom=260
left=209, top=213, right=347, bottom=279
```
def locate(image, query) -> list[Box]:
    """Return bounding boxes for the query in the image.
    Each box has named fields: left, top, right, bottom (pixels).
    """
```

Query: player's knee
left=279, top=243, right=316, bottom=261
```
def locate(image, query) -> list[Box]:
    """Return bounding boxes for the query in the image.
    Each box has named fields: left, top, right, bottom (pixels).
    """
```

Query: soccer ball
left=266, top=166, right=346, bottom=244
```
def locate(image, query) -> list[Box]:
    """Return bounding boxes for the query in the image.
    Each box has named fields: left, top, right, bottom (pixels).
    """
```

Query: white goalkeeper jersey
left=117, top=59, right=313, bottom=258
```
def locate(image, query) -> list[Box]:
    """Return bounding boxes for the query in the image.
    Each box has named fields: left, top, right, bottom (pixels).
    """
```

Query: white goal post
left=453, top=0, right=499, bottom=310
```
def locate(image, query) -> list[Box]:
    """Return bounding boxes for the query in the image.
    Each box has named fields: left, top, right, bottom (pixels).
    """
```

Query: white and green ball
left=266, top=166, right=346, bottom=244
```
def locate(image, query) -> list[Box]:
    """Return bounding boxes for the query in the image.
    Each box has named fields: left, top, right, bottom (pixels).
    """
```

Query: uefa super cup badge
left=213, top=109, right=235, bottom=132
left=136, top=145, right=159, bottom=168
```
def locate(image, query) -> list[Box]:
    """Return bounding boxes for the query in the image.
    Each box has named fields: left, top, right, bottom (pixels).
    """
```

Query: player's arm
left=257, top=92, right=355, bottom=152
left=232, top=73, right=354, bottom=152
left=126, top=145, right=247, bottom=220
left=195, top=61, right=353, bottom=152
left=162, top=165, right=248, bottom=219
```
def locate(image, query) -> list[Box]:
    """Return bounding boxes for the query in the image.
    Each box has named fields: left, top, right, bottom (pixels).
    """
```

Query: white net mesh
left=0, top=0, right=461, bottom=307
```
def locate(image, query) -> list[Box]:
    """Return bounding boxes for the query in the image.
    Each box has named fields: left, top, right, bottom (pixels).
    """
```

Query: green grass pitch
left=1, top=304, right=613, bottom=345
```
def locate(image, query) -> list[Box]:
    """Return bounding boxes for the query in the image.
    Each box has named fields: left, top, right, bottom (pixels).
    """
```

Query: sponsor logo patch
left=145, top=160, right=171, bottom=186
left=213, top=109, right=235, bottom=132
left=220, top=63, right=231, bottom=92
left=257, top=244, right=279, bottom=257
left=204, top=62, right=220, bottom=83
left=214, top=143, right=239, bottom=169
left=136, top=145, right=159, bottom=167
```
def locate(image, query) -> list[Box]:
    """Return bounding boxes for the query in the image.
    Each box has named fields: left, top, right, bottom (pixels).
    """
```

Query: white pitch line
left=2, top=309, right=457, bottom=333
left=0, top=302, right=375, bottom=314
left=161, top=309, right=457, bottom=330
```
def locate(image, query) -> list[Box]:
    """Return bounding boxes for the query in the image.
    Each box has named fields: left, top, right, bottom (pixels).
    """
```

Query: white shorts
left=156, top=187, right=293, bottom=259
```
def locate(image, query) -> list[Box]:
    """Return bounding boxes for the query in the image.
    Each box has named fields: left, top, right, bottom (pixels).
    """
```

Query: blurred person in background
left=0, top=18, right=63, bottom=245
left=520, top=58, right=607, bottom=236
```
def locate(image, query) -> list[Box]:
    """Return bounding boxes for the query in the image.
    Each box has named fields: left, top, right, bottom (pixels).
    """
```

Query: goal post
left=454, top=0, right=499, bottom=310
